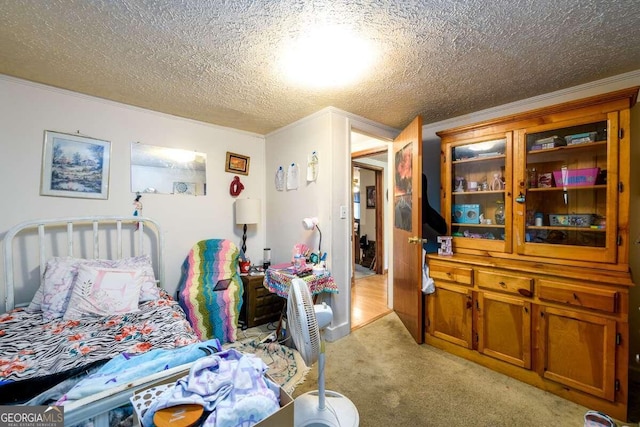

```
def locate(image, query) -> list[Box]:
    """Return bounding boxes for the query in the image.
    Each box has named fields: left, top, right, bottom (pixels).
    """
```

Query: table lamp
left=235, top=198, right=261, bottom=254
left=302, top=216, right=322, bottom=261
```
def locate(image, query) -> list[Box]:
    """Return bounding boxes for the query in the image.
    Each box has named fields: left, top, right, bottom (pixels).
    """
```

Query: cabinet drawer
left=476, top=270, right=533, bottom=296
left=253, top=284, right=272, bottom=298
left=537, top=280, right=618, bottom=313
left=429, top=261, right=473, bottom=286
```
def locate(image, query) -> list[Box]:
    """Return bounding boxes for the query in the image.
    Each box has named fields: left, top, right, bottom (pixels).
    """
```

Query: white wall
left=0, top=75, right=267, bottom=303
left=266, top=108, right=397, bottom=340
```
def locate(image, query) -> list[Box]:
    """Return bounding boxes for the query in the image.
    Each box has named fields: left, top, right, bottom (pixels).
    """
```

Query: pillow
left=40, top=257, right=80, bottom=320
left=63, top=265, right=143, bottom=320
left=110, top=255, right=160, bottom=302
left=40, top=255, right=160, bottom=320
left=26, top=284, right=45, bottom=312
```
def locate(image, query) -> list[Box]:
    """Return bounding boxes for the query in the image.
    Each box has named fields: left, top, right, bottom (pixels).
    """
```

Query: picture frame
left=41, top=131, right=111, bottom=199
left=366, top=186, right=376, bottom=208
left=225, top=151, right=250, bottom=175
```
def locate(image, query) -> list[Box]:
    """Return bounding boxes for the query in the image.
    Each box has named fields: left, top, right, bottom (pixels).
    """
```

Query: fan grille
left=288, top=279, right=321, bottom=366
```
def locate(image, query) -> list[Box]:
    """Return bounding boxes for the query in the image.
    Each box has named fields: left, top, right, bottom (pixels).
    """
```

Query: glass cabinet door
left=445, top=133, right=512, bottom=254
left=514, top=113, right=618, bottom=264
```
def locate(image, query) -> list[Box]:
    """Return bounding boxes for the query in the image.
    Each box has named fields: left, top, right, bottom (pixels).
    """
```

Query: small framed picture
left=225, top=152, right=250, bottom=175
left=41, top=131, right=111, bottom=199
left=366, top=186, right=376, bottom=208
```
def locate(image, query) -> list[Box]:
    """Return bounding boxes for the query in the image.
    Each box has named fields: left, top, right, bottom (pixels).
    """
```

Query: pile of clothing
left=133, top=348, right=280, bottom=427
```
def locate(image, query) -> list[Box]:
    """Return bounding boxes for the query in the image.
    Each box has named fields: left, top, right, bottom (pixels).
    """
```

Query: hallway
left=351, top=272, right=390, bottom=331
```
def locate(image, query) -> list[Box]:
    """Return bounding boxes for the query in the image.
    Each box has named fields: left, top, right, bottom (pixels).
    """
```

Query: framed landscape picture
left=40, top=131, right=111, bottom=199
left=225, top=151, right=250, bottom=175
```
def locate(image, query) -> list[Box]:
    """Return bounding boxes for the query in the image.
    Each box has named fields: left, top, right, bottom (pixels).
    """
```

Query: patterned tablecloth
left=264, top=268, right=339, bottom=298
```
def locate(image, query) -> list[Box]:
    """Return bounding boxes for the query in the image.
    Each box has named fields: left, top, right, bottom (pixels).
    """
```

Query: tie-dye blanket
left=177, top=239, right=243, bottom=344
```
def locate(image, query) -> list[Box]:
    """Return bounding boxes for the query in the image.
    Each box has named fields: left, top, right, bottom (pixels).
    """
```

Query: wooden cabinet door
left=441, top=132, right=513, bottom=255
left=514, top=112, right=623, bottom=266
left=427, top=282, right=473, bottom=348
left=538, top=305, right=616, bottom=401
left=477, top=292, right=531, bottom=369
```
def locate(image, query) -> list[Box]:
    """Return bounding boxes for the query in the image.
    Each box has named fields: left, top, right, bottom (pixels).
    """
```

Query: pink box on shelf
left=552, top=167, right=600, bottom=187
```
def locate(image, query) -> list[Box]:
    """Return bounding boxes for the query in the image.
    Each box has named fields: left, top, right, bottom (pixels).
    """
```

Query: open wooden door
left=392, top=116, right=424, bottom=343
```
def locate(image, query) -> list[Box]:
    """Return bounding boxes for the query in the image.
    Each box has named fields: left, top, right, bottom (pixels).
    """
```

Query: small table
left=264, top=267, right=338, bottom=339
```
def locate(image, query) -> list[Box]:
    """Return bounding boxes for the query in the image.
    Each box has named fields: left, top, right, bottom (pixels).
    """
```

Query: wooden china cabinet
left=426, top=87, right=638, bottom=421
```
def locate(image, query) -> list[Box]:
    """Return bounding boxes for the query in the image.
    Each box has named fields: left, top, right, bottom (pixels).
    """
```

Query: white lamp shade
left=235, top=199, right=261, bottom=224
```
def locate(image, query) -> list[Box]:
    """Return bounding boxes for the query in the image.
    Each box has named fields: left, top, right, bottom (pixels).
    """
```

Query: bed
left=1, top=216, right=202, bottom=426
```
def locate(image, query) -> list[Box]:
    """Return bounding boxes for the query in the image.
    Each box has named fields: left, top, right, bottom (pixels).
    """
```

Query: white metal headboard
left=3, top=216, right=164, bottom=313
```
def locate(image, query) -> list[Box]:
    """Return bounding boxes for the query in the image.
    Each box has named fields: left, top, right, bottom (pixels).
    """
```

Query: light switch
left=340, top=205, right=347, bottom=219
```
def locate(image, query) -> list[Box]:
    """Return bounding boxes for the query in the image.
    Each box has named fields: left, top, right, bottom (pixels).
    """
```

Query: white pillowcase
left=63, top=265, right=143, bottom=320
left=30, top=255, right=160, bottom=320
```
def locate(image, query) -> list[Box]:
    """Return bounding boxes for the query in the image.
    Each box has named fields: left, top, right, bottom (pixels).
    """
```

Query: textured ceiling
left=1, top=0, right=640, bottom=135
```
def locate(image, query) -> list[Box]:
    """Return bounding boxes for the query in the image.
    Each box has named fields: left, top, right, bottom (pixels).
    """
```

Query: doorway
left=350, top=131, right=392, bottom=330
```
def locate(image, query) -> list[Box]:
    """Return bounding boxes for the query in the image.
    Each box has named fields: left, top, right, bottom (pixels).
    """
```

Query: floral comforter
left=0, top=292, right=199, bottom=401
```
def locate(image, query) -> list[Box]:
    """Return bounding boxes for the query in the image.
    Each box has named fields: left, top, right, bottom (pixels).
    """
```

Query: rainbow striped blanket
left=177, top=239, right=243, bottom=344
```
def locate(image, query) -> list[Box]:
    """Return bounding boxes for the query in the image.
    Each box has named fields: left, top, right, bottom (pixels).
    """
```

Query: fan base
left=294, top=390, right=359, bottom=427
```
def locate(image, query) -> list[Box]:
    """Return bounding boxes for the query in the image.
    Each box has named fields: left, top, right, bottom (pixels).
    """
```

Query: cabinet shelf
left=527, top=140, right=606, bottom=156
left=526, top=225, right=606, bottom=232
left=453, top=223, right=505, bottom=228
left=452, top=154, right=505, bottom=164
left=526, top=185, right=606, bottom=192
left=453, top=190, right=505, bottom=196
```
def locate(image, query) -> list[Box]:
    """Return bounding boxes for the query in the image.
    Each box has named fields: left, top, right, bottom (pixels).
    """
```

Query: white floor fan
left=287, top=278, right=359, bottom=427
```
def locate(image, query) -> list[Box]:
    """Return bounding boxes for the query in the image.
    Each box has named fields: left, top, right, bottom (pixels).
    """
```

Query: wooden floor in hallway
left=351, top=272, right=391, bottom=331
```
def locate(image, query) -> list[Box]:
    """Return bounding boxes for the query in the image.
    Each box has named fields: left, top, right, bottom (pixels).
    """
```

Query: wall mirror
left=131, top=143, right=207, bottom=195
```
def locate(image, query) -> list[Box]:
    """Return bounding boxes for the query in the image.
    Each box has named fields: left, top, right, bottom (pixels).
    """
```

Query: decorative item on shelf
left=564, top=131, right=597, bottom=146
left=490, top=173, right=503, bottom=191
left=534, top=212, right=544, bottom=227
left=531, top=135, right=566, bottom=151
left=452, top=204, right=480, bottom=224
left=494, top=200, right=505, bottom=225
left=467, top=181, right=478, bottom=191
left=454, top=176, right=466, bottom=192
left=549, top=213, right=595, bottom=228
left=527, top=168, right=538, bottom=188
left=538, top=172, right=553, bottom=188
left=437, top=236, right=453, bottom=256
left=560, top=165, right=569, bottom=204
left=481, top=177, right=489, bottom=191
left=302, top=217, right=322, bottom=261
left=235, top=198, right=261, bottom=254
left=552, top=167, right=599, bottom=188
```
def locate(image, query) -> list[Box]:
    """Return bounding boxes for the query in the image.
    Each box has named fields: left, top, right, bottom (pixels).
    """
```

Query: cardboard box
left=132, top=372, right=294, bottom=427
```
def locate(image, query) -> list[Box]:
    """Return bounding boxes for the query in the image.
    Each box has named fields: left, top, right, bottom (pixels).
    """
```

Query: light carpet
left=294, top=312, right=593, bottom=427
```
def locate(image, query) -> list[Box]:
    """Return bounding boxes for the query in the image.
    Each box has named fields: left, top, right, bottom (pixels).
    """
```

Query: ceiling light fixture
left=281, top=25, right=376, bottom=88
